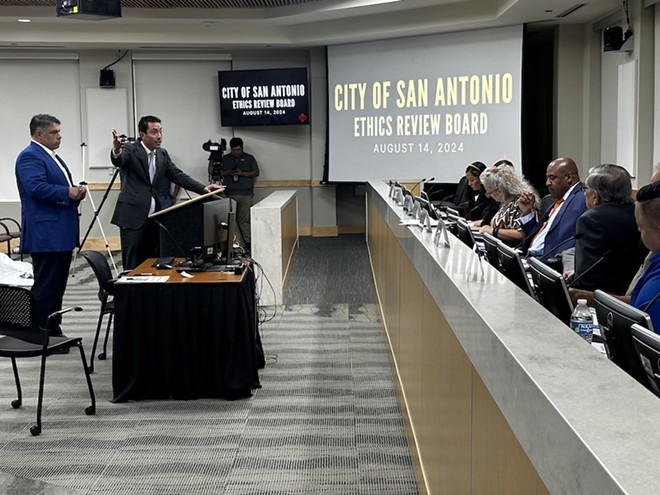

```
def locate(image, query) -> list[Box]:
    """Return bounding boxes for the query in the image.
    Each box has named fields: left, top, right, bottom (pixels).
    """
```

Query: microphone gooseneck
left=411, top=177, right=427, bottom=194
left=539, top=233, right=583, bottom=260
left=153, top=219, right=189, bottom=259
left=567, top=249, right=615, bottom=289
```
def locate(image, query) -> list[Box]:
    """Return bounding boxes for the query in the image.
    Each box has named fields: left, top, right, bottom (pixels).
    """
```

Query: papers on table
left=399, top=218, right=439, bottom=228
left=118, top=275, right=170, bottom=283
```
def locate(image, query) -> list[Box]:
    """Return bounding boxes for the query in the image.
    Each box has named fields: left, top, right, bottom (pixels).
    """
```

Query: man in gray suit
left=111, top=115, right=223, bottom=270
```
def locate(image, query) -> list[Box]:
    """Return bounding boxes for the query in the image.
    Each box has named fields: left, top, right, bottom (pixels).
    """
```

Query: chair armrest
left=0, top=217, right=20, bottom=234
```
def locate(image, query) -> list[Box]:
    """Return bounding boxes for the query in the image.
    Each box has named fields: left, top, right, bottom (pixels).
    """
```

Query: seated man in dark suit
left=568, top=164, right=646, bottom=294
left=517, top=157, right=587, bottom=266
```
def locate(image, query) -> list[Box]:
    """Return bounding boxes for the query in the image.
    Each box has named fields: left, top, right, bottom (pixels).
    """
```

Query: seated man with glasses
left=566, top=164, right=646, bottom=294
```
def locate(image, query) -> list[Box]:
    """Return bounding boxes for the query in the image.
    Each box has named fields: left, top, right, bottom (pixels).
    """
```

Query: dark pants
left=120, top=221, right=159, bottom=271
left=31, top=251, right=72, bottom=336
left=230, top=194, right=254, bottom=244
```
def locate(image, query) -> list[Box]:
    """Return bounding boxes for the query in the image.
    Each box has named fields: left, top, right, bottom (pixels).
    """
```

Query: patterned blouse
left=490, top=198, right=523, bottom=231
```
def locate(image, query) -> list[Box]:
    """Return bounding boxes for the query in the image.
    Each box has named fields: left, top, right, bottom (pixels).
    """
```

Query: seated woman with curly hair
left=477, top=165, right=540, bottom=246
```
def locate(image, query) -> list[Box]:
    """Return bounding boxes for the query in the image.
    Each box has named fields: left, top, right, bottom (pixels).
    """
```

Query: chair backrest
left=527, top=257, right=574, bottom=326
left=540, top=194, right=555, bottom=214
left=81, top=251, right=114, bottom=301
left=594, top=289, right=654, bottom=386
left=496, top=242, right=536, bottom=298
left=455, top=218, right=475, bottom=249
left=630, top=323, right=660, bottom=397
left=0, top=284, right=43, bottom=343
left=480, top=232, right=501, bottom=271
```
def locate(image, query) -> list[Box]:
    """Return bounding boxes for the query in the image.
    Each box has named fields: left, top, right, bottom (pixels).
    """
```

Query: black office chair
left=480, top=232, right=502, bottom=272
left=0, top=217, right=22, bottom=260
left=539, top=193, right=555, bottom=214
left=630, top=323, right=660, bottom=397
left=0, top=284, right=95, bottom=436
left=81, top=250, right=116, bottom=373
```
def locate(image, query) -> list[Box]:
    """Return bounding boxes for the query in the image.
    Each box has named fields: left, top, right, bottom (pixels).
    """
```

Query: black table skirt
left=112, top=273, right=263, bottom=402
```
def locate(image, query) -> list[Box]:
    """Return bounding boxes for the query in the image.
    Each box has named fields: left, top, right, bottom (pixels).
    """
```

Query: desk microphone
left=153, top=219, right=189, bottom=259
left=411, top=177, right=435, bottom=194
left=567, top=249, right=615, bottom=288
left=464, top=202, right=483, bottom=218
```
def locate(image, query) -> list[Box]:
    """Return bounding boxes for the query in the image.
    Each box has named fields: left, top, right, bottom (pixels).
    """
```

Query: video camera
left=202, top=138, right=227, bottom=183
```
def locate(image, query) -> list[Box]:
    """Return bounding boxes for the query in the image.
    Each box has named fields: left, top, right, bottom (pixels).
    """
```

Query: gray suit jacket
left=110, top=141, right=207, bottom=230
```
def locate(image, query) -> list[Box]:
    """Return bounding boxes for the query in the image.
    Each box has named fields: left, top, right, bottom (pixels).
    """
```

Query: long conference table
left=112, top=259, right=263, bottom=402
left=366, top=180, right=660, bottom=495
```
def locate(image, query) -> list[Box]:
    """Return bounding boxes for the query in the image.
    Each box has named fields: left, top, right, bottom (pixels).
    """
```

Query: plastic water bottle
left=570, top=299, right=594, bottom=343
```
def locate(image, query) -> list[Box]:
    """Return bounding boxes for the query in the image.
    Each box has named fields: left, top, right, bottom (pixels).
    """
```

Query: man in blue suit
left=15, top=114, right=86, bottom=335
left=518, top=157, right=587, bottom=266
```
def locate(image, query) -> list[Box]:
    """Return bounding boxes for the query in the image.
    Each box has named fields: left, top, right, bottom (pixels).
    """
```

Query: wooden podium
left=148, top=191, right=224, bottom=258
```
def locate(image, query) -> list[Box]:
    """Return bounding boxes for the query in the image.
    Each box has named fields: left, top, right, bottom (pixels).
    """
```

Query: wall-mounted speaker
left=603, top=26, right=624, bottom=52
left=99, top=69, right=115, bottom=88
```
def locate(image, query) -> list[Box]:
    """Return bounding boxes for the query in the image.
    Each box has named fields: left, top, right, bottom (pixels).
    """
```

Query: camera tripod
left=72, top=143, right=120, bottom=277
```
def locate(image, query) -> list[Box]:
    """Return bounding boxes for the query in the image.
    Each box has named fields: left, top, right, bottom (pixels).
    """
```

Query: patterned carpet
left=0, top=236, right=418, bottom=494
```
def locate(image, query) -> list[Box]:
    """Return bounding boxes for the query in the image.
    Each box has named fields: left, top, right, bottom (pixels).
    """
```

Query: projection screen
left=327, top=26, right=523, bottom=183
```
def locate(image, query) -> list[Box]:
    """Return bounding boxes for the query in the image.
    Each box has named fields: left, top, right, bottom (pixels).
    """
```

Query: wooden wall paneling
left=471, top=370, right=549, bottom=495
left=419, top=286, right=473, bottom=494
left=398, top=250, right=424, bottom=423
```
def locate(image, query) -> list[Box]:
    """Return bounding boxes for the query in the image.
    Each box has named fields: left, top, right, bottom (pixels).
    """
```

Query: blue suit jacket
left=15, top=142, right=80, bottom=253
left=522, top=184, right=587, bottom=262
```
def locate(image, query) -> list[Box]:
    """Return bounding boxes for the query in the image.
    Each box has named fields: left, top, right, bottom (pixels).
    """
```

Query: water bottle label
left=571, top=321, right=593, bottom=339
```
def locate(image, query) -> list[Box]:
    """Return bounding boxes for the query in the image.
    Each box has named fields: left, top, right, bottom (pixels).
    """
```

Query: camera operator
left=220, top=137, right=259, bottom=249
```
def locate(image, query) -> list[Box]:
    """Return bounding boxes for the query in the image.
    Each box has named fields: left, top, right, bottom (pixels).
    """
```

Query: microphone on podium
left=567, top=249, right=615, bottom=289
left=153, top=219, right=189, bottom=260
left=411, top=176, right=435, bottom=194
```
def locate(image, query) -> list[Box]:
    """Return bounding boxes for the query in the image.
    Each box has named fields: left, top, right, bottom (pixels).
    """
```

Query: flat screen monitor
left=630, top=323, right=660, bottom=397
left=203, top=197, right=236, bottom=261
left=225, top=210, right=236, bottom=263
left=455, top=218, right=475, bottom=249
left=481, top=232, right=501, bottom=271
left=527, top=257, right=574, bottom=326
left=217, top=67, right=310, bottom=127
left=415, top=196, right=439, bottom=221
left=444, top=212, right=460, bottom=235
left=444, top=206, right=460, bottom=217
left=594, top=290, right=654, bottom=386
left=496, top=242, right=535, bottom=298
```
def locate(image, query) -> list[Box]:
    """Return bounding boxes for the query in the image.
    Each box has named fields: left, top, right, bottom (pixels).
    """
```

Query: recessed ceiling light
left=18, top=18, right=31, bottom=23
